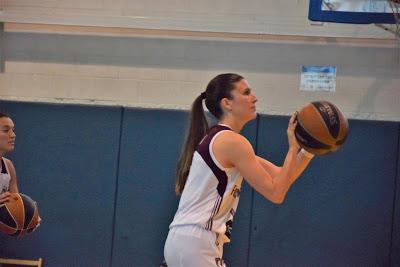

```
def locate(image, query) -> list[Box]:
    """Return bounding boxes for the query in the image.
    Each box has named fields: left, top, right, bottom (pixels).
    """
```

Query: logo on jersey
left=225, top=220, right=233, bottom=239
left=231, top=185, right=241, bottom=198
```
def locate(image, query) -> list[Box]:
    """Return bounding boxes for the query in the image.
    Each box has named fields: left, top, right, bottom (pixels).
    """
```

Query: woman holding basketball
left=0, top=112, right=41, bottom=235
left=0, top=112, right=19, bottom=205
left=164, top=73, right=314, bottom=267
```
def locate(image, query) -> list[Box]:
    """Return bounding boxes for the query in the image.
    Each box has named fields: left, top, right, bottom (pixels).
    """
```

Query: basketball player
left=164, top=73, right=314, bottom=267
left=0, top=112, right=41, bottom=232
left=0, top=112, right=18, bottom=205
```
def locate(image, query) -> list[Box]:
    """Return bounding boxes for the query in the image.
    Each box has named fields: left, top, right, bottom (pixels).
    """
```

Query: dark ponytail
left=175, top=93, right=208, bottom=194
left=175, top=73, right=244, bottom=194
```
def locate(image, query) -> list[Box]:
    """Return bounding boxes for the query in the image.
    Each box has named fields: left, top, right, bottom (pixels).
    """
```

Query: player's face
left=0, top=117, right=16, bottom=154
left=229, top=79, right=258, bottom=122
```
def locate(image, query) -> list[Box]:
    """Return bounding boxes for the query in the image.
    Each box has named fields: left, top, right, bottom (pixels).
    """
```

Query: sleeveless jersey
left=0, top=158, right=11, bottom=193
left=170, top=125, right=243, bottom=244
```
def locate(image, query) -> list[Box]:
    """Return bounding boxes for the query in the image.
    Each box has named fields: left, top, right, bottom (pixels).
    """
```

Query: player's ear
left=220, top=98, right=233, bottom=112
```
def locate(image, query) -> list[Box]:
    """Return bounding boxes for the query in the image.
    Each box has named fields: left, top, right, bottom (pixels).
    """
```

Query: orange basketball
left=0, top=193, right=40, bottom=237
left=295, top=101, right=349, bottom=156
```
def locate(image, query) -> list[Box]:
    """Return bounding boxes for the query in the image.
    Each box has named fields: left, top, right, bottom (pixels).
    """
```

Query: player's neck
left=218, top=118, right=244, bottom=133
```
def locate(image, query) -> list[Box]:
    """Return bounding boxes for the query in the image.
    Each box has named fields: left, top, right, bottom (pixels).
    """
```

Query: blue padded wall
left=0, top=101, right=399, bottom=267
left=111, top=108, right=188, bottom=267
left=111, top=110, right=258, bottom=267
left=0, top=101, right=122, bottom=267
left=391, top=124, right=400, bottom=266
left=250, top=115, right=398, bottom=266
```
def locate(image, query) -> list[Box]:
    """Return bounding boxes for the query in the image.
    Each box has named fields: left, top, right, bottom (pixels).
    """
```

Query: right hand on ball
left=287, top=112, right=300, bottom=151
left=0, top=191, right=11, bottom=205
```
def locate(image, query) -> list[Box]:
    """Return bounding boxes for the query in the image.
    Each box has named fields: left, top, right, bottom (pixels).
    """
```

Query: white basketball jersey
left=170, top=125, right=243, bottom=244
left=0, top=158, right=11, bottom=193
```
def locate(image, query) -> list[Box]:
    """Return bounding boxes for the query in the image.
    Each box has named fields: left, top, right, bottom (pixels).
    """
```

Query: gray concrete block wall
left=0, top=0, right=394, bottom=38
left=0, top=31, right=399, bottom=121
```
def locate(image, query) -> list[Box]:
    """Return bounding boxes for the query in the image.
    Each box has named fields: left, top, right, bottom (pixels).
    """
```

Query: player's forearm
left=9, top=184, right=18, bottom=193
left=290, top=149, right=314, bottom=180
left=270, top=147, right=299, bottom=203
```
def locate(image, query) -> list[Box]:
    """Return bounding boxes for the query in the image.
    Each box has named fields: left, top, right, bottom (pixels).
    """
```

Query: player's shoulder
left=216, top=130, right=252, bottom=149
left=217, top=129, right=242, bottom=140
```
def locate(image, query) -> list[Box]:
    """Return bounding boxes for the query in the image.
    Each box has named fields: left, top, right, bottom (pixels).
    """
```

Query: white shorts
left=164, top=225, right=226, bottom=267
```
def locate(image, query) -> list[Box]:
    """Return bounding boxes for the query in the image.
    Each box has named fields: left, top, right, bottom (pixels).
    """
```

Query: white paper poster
left=300, top=66, right=336, bottom=92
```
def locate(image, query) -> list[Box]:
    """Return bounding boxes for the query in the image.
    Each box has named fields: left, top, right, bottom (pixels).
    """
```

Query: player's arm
left=257, top=111, right=313, bottom=180
left=290, top=149, right=314, bottom=179
left=257, top=150, right=313, bottom=180
left=222, top=132, right=298, bottom=204
left=4, top=158, right=19, bottom=193
left=256, top=156, right=281, bottom=178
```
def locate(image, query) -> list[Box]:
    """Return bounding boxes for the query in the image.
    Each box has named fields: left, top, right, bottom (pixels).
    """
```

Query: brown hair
left=175, top=73, right=244, bottom=194
left=0, top=112, right=10, bottom=119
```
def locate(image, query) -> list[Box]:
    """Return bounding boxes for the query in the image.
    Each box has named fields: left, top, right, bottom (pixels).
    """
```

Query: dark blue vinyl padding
left=111, top=108, right=188, bottom=267
left=0, top=101, right=121, bottom=267
left=0, top=101, right=399, bottom=267
left=251, top=115, right=398, bottom=267
left=391, top=124, right=400, bottom=267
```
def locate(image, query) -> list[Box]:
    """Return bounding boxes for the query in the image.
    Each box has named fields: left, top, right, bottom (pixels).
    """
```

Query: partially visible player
left=0, top=112, right=41, bottom=231
left=0, top=112, right=18, bottom=205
